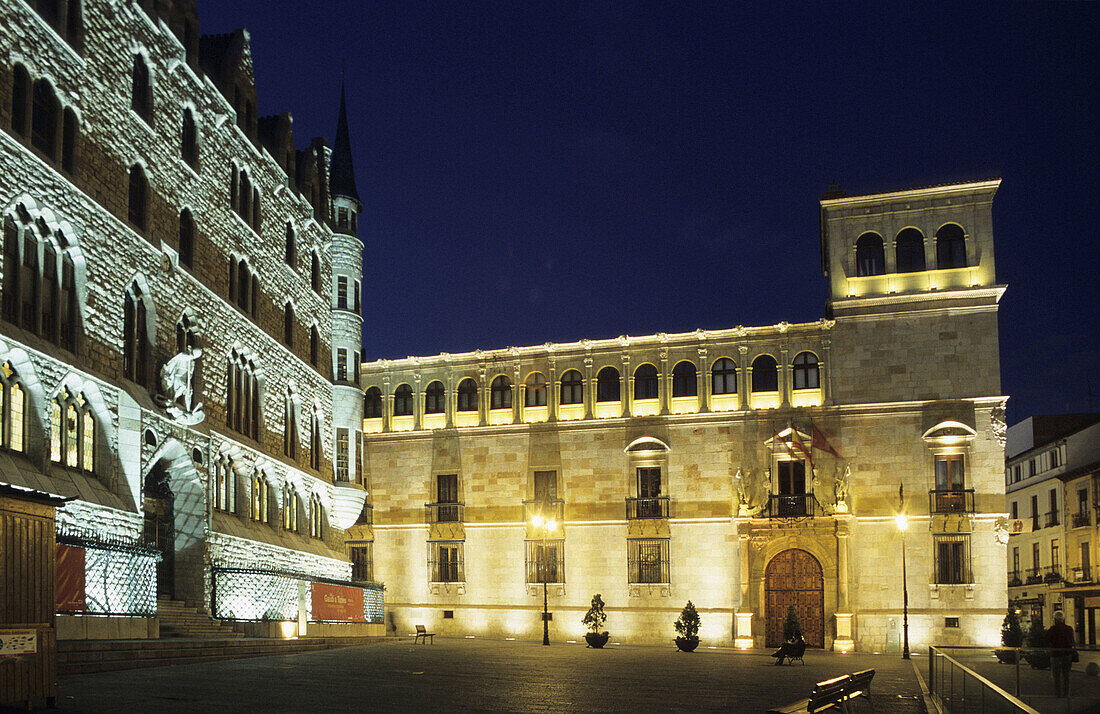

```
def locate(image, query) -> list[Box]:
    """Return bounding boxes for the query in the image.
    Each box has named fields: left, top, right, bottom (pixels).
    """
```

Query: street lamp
left=531, top=514, right=557, bottom=646
left=896, top=483, right=910, bottom=660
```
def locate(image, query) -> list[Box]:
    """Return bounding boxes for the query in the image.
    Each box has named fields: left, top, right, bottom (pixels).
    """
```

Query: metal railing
left=929, top=489, right=975, bottom=514
left=928, top=646, right=1040, bottom=713
left=425, top=501, right=464, bottom=523
left=211, top=566, right=384, bottom=623
left=1008, top=571, right=1023, bottom=587
left=523, top=498, right=564, bottom=525
left=625, top=496, right=670, bottom=520
left=1045, top=510, right=1060, bottom=528
left=761, top=493, right=822, bottom=519
left=1025, top=568, right=1044, bottom=585
left=1072, top=511, right=1091, bottom=528
left=1045, top=566, right=1063, bottom=584
left=524, top=539, right=565, bottom=584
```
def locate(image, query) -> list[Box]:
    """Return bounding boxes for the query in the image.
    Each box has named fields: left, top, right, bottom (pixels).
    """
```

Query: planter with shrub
left=994, top=608, right=1022, bottom=664
left=1024, top=617, right=1050, bottom=670
left=675, top=600, right=700, bottom=652
left=582, top=594, right=609, bottom=648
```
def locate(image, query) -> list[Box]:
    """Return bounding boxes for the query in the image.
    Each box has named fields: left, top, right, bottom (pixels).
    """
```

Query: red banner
left=55, top=544, right=86, bottom=612
left=311, top=583, right=364, bottom=622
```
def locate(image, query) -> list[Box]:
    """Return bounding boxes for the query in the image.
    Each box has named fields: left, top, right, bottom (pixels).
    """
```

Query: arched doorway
left=765, top=548, right=824, bottom=648
left=143, top=462, right=174, bottom=598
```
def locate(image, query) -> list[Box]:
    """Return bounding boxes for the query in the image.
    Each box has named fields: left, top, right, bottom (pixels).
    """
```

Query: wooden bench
left=414, top=624, right=434, bottom=644
left=768, top=669, right=875, bottom=713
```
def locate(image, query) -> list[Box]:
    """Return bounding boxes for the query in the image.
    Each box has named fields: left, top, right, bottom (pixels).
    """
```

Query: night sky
left=197, top=1, right=1099, bottom=425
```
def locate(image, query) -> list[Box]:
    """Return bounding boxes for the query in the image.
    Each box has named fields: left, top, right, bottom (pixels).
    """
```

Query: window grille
left=525, top=540, right=564, bottom=584
left=628, top=538, right=669, bottom=584
left=933, top=534, right=972, bottom=585
left=428, top=541, right=464, bottom=583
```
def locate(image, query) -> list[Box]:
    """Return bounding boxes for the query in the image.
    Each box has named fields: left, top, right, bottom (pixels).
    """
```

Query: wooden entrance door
left=765, top=548, right=824, bottom=648
left=143, top=466, right=174, bottom=597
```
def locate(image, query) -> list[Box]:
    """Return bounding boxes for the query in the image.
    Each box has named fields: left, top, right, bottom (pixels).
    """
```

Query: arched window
left=34, top=1, right=82, bottom=50
left=895, top=228, right=925, bottom=273
left=363, top=387, right=382, bottom=419
left=214, top=453, right=234, bottom=512
left=633, top=364, right=658, bottom=400
left=31, top=79, right=58, bottom=158
left=0, top=362, right=26, bottom=453
left=855, top=232, right=884, bottom=276
left=672, top=361, right=697, bottom=397
left=50, top=388, right=94, bottom=474
left=311, top=252, right=321, bottom=294
left=284, top=223, right=296, bottom=266
left=238, top=170, right=252, bottom=225
left=61, top=107, right=78, bottom=173
left=309, top=406, right=322, bottom=470
left=751, top=354, right=778, bottom=393
left=284, top=389, right=298, bottom=460
left=232, top=256, right=258, bottom=317
left=229, top=164, right=238, bottom=213
left=490, top=375, right=512, bottom=409
left=11, top=64, right=30, bottom=137
left=309, top=494, right=323, bottom=538
left=252, top=187, right=261, bottom=232
left=393, top=384, right=413, bottom=416
left=128, top=164, right=147, bottom=230
left=936, top=224, right=967, bottom=269
left=178, top=209, right=194, bottom=268
left=250, top=470, right=269, bottom=523
left=41, top=243, right=57, bottom=342
left=456, top=379, right=478, bottom=412
left=596, top=366, right=620, bottom=402
left=792, top=352, right=819, bottom=390
left=181, top=108, right=198, bottom=168
left=131, top=54, right=152, bottom=122
left=711, top=357, right=737, bottom=395
left=226, top=350, right=259, bottom=440
left=424, top=381, right=445, bottom=414
left=283, top=302, right=294, bottom=346
left=283, top=483, right=298, bottom=531
left=525, top=373, right=547, bottom=407
left=559, top=370, right=582, bottom=405
left=310, top=325, right=320, bottom=367
left=3, top=213, right=78, bottom=350
left=122, top=281, right=151, bottom=387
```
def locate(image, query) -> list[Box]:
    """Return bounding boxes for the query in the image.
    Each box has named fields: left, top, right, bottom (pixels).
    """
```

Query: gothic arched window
left=311, top=251, right=321, bottom=294
left=284, top=388, right=298, bottom=460
left=226, top=350, right=259, bottom=440
left=181, top=108, right=198, bottom=169
left=309, top=325, right=320, bottom=368
left=0, top=362, right=26, bottom=453
left=283, top=482, right=299, bottom=531
left=131, top=54, right=152, bottom=123
left=123, top=281, right=152, bottom=387
left=178, top=209, right=194, bottom=268
left=309, top=407, right=322, bottom=470
left=284, top=223, right=296, bottom=266
left=214, top=453, right=235, bottom=512
left=2, top=212, right=78, bottom=350
left=250, top=470, right=269, bottom=523
left=283, top=302, right=294, bottom=346
left=11, top=64, right=30, bottom=137
left=309, top=494, right=323, bottom=539
left=31, top=79, right=59, bottom=159
left=50, top=388, right=94, bottom=474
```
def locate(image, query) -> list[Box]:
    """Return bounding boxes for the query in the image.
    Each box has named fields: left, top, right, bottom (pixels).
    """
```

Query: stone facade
left=361, top=180, right=1009, bottom=650
left=0, top=0, right=366, bottom=630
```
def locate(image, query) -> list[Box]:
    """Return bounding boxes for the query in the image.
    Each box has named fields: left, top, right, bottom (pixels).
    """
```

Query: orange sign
left=311, top=583, right=364, bottom=622
left=55, top=544, right=86, bottom=612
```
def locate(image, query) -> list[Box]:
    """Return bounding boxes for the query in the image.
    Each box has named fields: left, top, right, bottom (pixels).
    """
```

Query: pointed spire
left=330, top=81, right=361, bottom=205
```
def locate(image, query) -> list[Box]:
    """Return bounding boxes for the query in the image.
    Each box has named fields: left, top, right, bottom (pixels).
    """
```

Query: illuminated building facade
left=0, top=0, right=372, bottom=637
left=361, top=180, right=1009, bottom=650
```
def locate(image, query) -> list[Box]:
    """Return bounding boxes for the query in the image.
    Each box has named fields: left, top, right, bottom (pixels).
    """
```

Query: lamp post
left=531, top=514, right=557, bottom=646
left=896, top=483, right=910, bottom=660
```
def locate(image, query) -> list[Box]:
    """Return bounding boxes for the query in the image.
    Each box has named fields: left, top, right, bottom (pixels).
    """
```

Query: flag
left=812, top=423, right=842, bottom=459
left=772, top=429, right=792, bottom=456
left=789, top=425, right=812, bottom=465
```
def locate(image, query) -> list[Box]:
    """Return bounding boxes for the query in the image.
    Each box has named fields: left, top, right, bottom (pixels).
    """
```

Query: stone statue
left=159, top=346, right=204, bottom=425
left=811, top=467, right=833, bottom=508
left=991, top=400, right=1008, bottom=447
left=994, top=516, right=1010, bottom=545
left=833, top=464, right=850, bottom=505
left=734, top=468, right=749, bottom=507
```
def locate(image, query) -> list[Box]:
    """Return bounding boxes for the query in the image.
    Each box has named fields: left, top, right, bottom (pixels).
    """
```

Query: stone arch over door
left=142, top=439, right=205, bottom=604
left=765, top=548, right=824, bottom=648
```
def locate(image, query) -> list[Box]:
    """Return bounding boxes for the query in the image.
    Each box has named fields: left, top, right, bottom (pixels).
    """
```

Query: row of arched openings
left=855, top=224, right=967, bottom=277
left=365, top=352, right=821, bottom=418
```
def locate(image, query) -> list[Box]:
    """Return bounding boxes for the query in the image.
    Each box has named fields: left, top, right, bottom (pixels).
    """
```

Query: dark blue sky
left=198, top=1, right=1100, bottom=425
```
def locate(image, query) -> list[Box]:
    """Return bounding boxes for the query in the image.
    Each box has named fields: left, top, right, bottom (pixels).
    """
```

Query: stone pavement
left=28, top=638, right=930, bottom=713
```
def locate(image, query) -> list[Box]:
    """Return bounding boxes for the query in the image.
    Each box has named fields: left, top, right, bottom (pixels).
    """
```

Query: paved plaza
left=36, top=638, right=930, bottom=713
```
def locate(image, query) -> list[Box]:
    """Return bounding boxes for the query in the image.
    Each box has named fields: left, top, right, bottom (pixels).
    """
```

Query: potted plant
left=582, top=594, right=609, bottom=648
left=784, top=605, right=803, bottom=643
left=1023, top=616, right=1050, bottom=669
left=675, top=600, right=700, bottom=652
left=995, top=608, right=1023, bottom=663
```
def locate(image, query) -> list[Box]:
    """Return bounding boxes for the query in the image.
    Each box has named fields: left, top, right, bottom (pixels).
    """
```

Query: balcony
left=928, top=489, right=975, bottom=515
left=761, top=494, right=823, bottom=519
left=1045, top=511, right=1060, bottom=528
left=1072, top=511, right=1091, bottom=529
left=425, top=502, right=464, bottom=524
left=1044, top=566, right=1063, bottom=584
left=626, top=496, right=670, bottom=520
left=1026, top=568, right=1044, bottom=585
left=1073, top=566, right=1093, bottom=584
left=523, top=499, right=564, bottom=525
left=1008, top=571, right=1023, bottom=587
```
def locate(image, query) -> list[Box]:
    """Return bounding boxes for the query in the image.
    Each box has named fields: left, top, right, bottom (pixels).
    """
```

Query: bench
left=414, top=624, right=435, bottom=644
left=768, top=669, right=875, bottom=713
left=778, top=639, right=807, bottom=665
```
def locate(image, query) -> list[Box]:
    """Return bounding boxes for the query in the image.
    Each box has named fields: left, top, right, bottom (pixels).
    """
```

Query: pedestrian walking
left=1046, top=610, right=1076, bottom=698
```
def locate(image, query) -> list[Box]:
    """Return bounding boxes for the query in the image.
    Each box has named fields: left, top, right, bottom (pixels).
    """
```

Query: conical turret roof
left=330, top=83, right=361, bottom=204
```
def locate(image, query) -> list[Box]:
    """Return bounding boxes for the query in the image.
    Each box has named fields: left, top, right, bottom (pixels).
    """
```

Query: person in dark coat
left=771, top=635, right=805, bottom=665
left=1046, top=610, right=1076, bottom=698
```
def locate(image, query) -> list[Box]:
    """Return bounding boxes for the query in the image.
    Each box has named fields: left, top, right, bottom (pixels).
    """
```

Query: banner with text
left=311, top=582, right=365, bottom=622
left=55, top=544, right=86, bottom=612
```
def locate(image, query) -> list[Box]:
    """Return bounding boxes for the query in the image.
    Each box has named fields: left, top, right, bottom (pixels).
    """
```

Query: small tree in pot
left=582, top=594, right=609, bottom=648
left=675, top=600, right=701, bottom=652
left=1024, top=616, right=1050, bottom=669
left=995, top=608, right=1023, bottom=664
left=783, top=605, right=803, bottom=643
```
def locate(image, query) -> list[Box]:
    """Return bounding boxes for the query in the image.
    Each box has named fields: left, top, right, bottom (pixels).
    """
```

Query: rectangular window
left=534, top=471, right=557, bottom=502
left=935, top=455, right=965, bottom=491
left=635, top=467, right=664, bottom=518
left=1012, top=546, right=1019, bottom=575
left=436, top=474, right=459, bottom=522
left=1029, top=459, right=1036, bottom=477
left=1031, top=495, right=1039, bottom=531
left=336, top=428, right=349, bottom=482
left=1081, top=542, right=1091, bottom=582
left=525, top=539, right=564, bottom=584
left=1051, top=448, right=1062, bottom=468
left=1048, top=489, right=1059, bottom=527
left=1011, top=501, right=1018, bottom=520
left=628, top=538, right=670, bottom=584
left=336, top=349, right=348, bottom=382
left=1032, top=542, right=1041, bottom=574
left=1052, top=539, right=1061, bottom=571
left=337, top=276, right=348, bottom=309
left=945, top=617, right=960, bottom=628
left=354, top=280, right=361, bottom=313
left=350, top=544, right=373, bottom=582
left=933, top=534, right=971, bottom=585
left=430, top=541, right=463, bottom=583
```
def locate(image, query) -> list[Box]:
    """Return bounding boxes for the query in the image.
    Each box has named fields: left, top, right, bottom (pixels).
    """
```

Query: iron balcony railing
left=523, top=498, right=564, bottom=525
left=625, top=496, right=670, bottom=520
left=425, top=502, right=465, bottom=524
left=1072, top=510, right=1091, bottom=528
left=1025, top=568, right=1043, bottom=585
left=1074, top=565, right=1093, bottom=583
left=1044, top=510, right=1060, bottom=528
left=762, top=493, right=822, bottom=519
left=1044, top=566, right=1063, bottom=584
left=1008, top=571, right=1023, bottom=587
left=928, top=489, right=975, bottom=515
